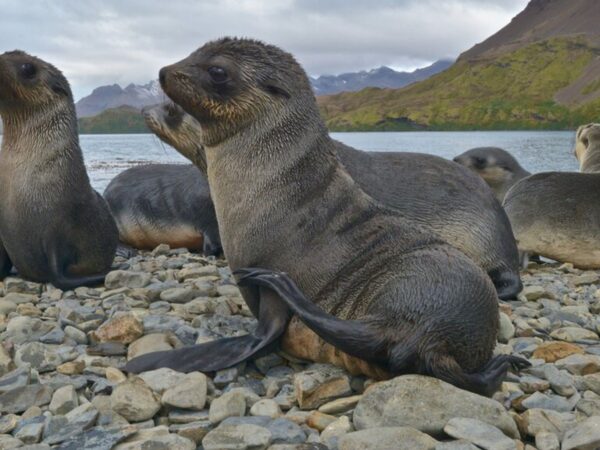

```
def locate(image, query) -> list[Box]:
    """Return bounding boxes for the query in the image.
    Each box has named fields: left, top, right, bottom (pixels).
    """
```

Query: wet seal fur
left=453, top=147, right=530, bottom=202
left=504, top=123, right=600, bottom=269
left=125, top=38, right=529, bottom=395
left=103, top=104, right=221, bottom=256
left=153, top=107, right=521, bottom=300
left=0, top=51, right=118, bottom=289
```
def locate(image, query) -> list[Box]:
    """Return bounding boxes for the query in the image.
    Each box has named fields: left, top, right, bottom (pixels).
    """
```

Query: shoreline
left=0, top=248, right=598, bottom=448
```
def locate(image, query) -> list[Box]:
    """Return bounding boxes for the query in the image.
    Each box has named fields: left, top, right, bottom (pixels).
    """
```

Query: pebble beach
left=0, top=247, right=600, bottom=449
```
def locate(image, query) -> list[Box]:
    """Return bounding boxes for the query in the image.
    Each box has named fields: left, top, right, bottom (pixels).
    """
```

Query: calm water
left=82, top=131, right=578, bottom=192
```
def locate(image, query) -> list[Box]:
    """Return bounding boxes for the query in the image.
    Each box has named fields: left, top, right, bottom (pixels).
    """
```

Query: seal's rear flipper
left=235, top=268, right=385, bottom=363
left=124, top=334, right=278, bottom=373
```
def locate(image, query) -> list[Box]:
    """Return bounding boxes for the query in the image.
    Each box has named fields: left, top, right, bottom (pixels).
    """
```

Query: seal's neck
left=1, top=101, right=84, bottom=169
left=203, top=96, right=362, bottom=270
left=580, top=147, right=600, bottom=173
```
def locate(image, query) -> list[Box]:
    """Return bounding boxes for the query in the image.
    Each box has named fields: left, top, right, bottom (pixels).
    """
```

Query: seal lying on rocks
left=504, top=123, right=600, bottom=269
left=126, top=38, right=529, bottom=395
left=103, top=104, right=221, bottom=256
left=0, top=51, right=118, bottom=289
left=453, top=147, right=530, bottom=202
left=149, top=104, right=521, bottom=299
left=103, top=164, right=221, bottom=256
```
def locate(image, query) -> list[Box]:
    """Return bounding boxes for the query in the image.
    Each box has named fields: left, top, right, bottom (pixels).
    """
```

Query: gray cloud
left=1, top=0, right=528, bottom=100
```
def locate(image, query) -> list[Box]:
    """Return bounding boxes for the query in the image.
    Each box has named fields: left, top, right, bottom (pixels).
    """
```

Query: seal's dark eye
left=207, top=66, right=228, bottom=84
left=19, top=63, right=37, bottom=79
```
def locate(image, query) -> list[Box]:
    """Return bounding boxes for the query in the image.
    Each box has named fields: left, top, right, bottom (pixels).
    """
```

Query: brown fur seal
left=102, top=103, right=222, bottom=256
left=504, top=123, right=600, bottom=269
left=453, top=147, right=530, bottom=202
left=126, top=38, right=528, bottom=395
left=575, top=123, right=600, bottom=172
left=150, top=106, right=521, bottom=300
left=0, top=51, right=118, bottom=289
left=103, top=164, right=221, bottom=256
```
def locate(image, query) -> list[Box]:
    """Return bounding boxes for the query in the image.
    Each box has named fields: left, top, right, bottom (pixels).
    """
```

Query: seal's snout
left=159, top=67, right=168, bottom=89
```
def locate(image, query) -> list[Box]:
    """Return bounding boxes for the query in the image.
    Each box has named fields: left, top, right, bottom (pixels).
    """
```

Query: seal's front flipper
left=427, top=353, right=531, bottom=397
left=124, top=285, right=290, bottom=373
left=116, top=244, right=137, bottom=259
left=488, top=267, right=522, bottom=300
left=235, top=268, right=385, bottom=363
left=202, top=234, right=223, bottom=257
left=48, top=246, right=106, bottom=290
left=0, top=241, right=12, bottom=279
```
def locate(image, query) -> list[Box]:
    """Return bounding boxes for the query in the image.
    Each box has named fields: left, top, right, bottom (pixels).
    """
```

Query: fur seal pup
left=104, top=164, right=221, bottom=256
left=453, top=147, right=530, bottom=202
left=102, top=104, right=222, bottom=256
left=336, top=146, right=521, bottom=299
left=152, top=106, right=521, bottom=299
left=504, top=123, right=600, bottom=269
left=0, top=51, right=118, bottom=289
left=575, top=123, right=600, bottom=172
left=126, top=38, right=528, bottom=395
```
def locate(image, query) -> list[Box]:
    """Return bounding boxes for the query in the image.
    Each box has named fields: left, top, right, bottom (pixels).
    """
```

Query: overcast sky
left=1, top=0, right=529, bottom=100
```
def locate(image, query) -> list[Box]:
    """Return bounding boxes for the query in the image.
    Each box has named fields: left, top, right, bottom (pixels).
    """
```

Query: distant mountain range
left=309, top=60, right=453, bottom=96
left=319, top=0, right=600, bottom=131
left=76, top=80, right=164, bottom=118
left=74, top=61, right=452, bottom=119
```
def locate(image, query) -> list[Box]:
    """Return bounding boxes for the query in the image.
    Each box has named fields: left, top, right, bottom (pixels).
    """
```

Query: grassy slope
left=78, top=106, right=149, bottom=134
left=319, top=37, right=600, bottom=131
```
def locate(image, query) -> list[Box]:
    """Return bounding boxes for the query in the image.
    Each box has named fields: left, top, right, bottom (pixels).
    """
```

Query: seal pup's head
left=453, top=147, right=526, bottom=184
left=143, top=102, right=208, bottom=173
left=453, top=147, right=529, bottom=201
left=158, top=37, right=319, bottom=146
left=574, top=123, right=600, bottom=173
left=0, top=50, right=73, bottom=117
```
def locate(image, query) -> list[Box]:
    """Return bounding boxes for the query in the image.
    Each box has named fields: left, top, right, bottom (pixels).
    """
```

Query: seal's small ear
left=260, top=80, right=291, bottom=99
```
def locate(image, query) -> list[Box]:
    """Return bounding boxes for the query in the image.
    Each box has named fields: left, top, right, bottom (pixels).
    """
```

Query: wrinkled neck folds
left=1, top=100, right=86, bottom=173
left=580, top=140, right=600, bottom=173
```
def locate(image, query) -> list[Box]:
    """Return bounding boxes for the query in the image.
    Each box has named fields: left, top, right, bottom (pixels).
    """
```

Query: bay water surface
left=82, top=130, right=577, bottom=192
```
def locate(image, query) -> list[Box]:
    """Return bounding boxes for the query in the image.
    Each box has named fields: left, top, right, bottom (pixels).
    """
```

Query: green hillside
left=318, top=36, right=600, bottom=131
left=78, top=106, right=149, bottom=134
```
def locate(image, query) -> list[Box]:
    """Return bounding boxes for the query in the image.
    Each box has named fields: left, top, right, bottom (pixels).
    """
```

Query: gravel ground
left=0, top=246, right=599, bottom=450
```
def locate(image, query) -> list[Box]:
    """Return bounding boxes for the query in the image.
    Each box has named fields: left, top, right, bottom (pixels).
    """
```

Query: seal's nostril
left=159, top=68, right=167, bottom=87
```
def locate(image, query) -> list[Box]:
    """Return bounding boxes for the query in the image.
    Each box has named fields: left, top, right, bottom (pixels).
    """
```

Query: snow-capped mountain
left=76, top=80, right=165, bottom=117
left=310, top=59, right=453, bottom=96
